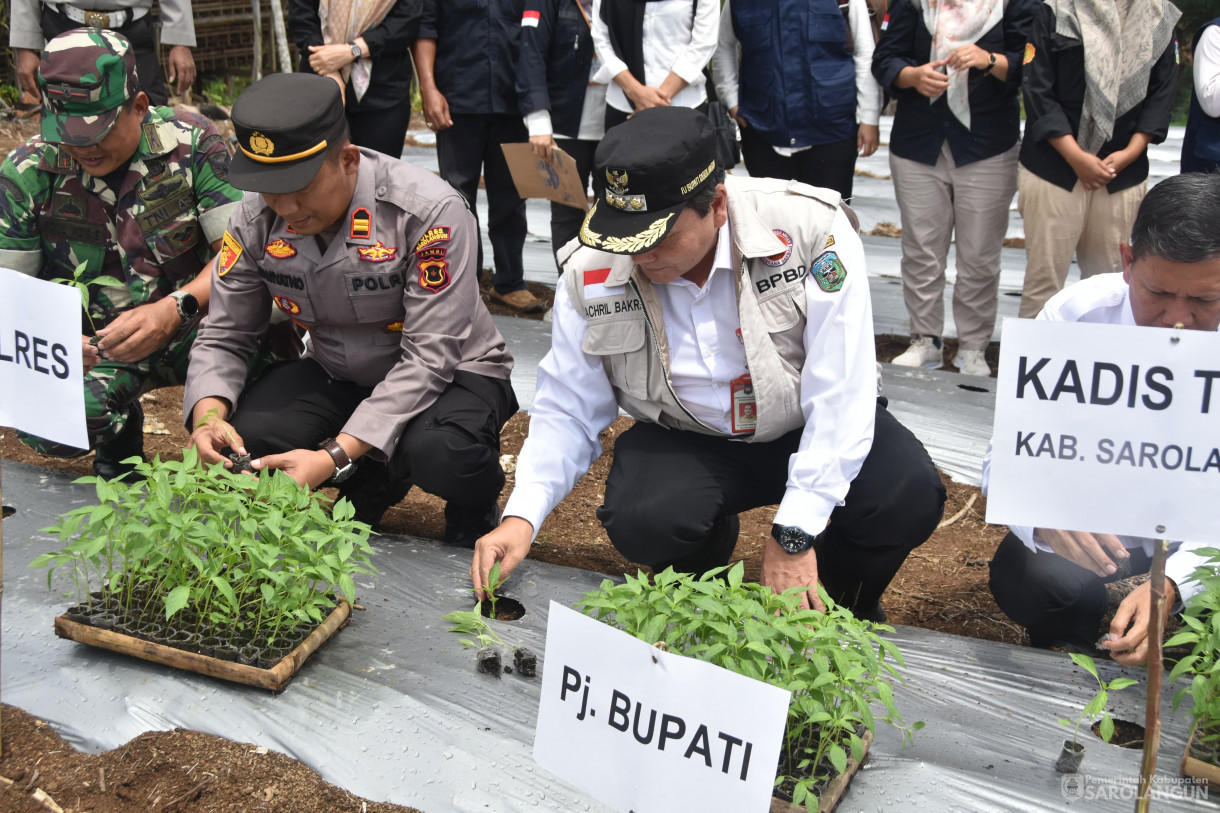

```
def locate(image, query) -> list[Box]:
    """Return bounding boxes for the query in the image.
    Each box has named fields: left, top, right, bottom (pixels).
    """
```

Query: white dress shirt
left=505, top=206, right=877, bottom=541
left=591, top=0, right=721, bottom=114
left=1195, top=24, right=1220, bottom=119
left=711, top=0, right=883, bottom=155
left=980, top=273, right=1212, bottom=602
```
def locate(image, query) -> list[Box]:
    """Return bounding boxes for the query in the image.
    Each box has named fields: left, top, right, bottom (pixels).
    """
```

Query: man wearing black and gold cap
left=472, top=107, right=945, bottom=617
left=184, top=73, right=517, bottom=539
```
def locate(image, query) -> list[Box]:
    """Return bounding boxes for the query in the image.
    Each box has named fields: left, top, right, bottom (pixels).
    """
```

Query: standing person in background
left=592, top=0, right=719, bottom=130
left=11, top=0, right=196, bottom=105
left=290, top=0, right=422, bottom=158
left=414, top=0, right=544, bottom=314
left=517, top=0, right=607, bottom=280
left=1181, top=15, right=1220, bottom=174
left=711, top=0, right=883, bottom=201
left=872, top=0, right=1035, bottom=376
left=1016, top=0, right=1179, bottom=320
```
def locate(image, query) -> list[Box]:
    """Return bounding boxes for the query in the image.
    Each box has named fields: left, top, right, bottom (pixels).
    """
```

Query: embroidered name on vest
left=258, top=266, right=305, bottom=290
left=585, top=295, right=643, bottom=318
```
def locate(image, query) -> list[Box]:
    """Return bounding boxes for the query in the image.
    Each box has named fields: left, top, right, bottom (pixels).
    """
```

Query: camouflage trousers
left=18, top=327, right=198, bottom=458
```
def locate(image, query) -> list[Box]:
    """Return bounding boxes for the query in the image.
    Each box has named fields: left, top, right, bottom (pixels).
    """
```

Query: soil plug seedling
left=1056, top=653, right=1138, bottom=772
left=52, top=261, right=125, bottom=335
left=513, top=646, right=537, bottom=677
left=477, top=647, right=503, bottom=677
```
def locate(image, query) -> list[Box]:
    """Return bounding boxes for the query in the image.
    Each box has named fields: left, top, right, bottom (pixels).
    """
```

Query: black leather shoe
left=444, top=502, right=500, bottom=549
left=855, top=601, right=888, bottom=624
left=92, top=403, right=145, bottom=481
left=338, top=469, right=412, bottom=528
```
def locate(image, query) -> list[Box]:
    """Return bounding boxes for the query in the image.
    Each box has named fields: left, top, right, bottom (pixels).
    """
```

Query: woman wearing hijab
left=290, top=0, right=421, bottom=157
left=873, top=0, right=1036, bottom=376
left=591, top=0, right=720, bottom=131
left=1017, top=0, right=1180, bottom=319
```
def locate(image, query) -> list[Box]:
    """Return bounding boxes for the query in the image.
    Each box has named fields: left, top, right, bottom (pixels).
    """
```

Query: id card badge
left=730, top=373, right=757, bottom=434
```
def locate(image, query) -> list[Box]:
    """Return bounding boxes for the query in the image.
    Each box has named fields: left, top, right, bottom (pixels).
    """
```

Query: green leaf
left=165, top=584, right=191, bottom=619
left=1107, top=677, right=1138, bottom=691
left=828, top=744, right=847, bottom=775
left=1069, top=652, right=1099, bottom=679
left=1098, top=714, right=1115, bottom=743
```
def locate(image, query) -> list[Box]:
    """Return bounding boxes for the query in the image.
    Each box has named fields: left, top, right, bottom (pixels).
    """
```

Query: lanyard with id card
left=730, top=373, right=757, bottom=434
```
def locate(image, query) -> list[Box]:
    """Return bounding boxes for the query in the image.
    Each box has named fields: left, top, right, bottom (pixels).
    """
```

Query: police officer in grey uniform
left=185, top=73, right=517, bottom=540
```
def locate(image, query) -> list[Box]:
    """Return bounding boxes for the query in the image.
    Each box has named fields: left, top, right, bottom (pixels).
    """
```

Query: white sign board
left=534, top=602, right=790, bottom=813
left=0, top=267, right=87, bottom=449
left=987, top=318, right=1220, bottom=542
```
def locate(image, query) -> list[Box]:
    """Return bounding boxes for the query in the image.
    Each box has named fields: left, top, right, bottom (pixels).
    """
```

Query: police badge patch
left=265, top=239, right=296, bottom=259
left=811, top=251, right=846, bottom=292
left=217, top=231, right=243, bottom=277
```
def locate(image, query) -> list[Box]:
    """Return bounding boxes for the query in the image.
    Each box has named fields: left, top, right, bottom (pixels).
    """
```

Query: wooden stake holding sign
left=1136, top=539, right=1170, bottom=813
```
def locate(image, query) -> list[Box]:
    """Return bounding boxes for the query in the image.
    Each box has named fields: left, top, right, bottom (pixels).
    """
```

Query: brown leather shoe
left=490, top=288, right=544, bottom=314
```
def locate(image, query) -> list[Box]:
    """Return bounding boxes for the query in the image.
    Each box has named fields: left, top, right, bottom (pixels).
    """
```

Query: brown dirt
left=0, top=705, right=421, bottom=813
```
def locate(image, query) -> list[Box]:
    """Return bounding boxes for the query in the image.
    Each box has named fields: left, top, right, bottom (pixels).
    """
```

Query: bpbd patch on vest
left=811, top=251, right=846, bottom=292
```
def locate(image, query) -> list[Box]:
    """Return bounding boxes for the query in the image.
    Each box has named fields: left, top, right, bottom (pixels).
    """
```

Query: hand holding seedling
left=92, top=299, right=180, bottom=363
left=760, top=535, right=824, bottom=611
left=79, top=335, right=101, bottom=372
left=252, top=448, right=340, bottom=489
left=1102, top=576, right=1177, bottom=666
left=189, top=401, right=246, bottom=467
left=1036, top=528, right=1128, bottom=577
left=470, top=516, right=532, bottom=601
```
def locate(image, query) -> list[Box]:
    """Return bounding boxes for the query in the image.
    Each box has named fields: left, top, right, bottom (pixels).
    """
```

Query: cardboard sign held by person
left=987, top=318, right=1220, bottom=543
left=0, top=268, right=86, bottom=450
left=502, top=143, right=590, bottom=212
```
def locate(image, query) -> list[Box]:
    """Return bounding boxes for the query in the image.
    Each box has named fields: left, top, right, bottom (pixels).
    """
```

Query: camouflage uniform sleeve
left=186, top=116, right=243, bottom=247
left=182, top=200, right=271, bottom=424
left=0, top=147, right=46, bottom=276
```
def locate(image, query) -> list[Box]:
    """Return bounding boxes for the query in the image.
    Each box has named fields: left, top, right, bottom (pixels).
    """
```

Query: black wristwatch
left=981, top=52, right=997, bottom=75
left=168, top=290, right=199, bottom=322
left=772, top=523, right=819, bottom=555
left=319, top=437, right=357, bottom=483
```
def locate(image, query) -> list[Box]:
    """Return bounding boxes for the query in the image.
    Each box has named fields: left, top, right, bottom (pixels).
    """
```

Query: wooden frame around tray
left=53, top=599, right=351, bottom=691
left=1181, top=722, right=1220, bottom=788
left=770, top=729, right=874, bottom=813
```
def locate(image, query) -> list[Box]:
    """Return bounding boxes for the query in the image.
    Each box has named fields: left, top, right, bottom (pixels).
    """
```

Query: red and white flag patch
left=583, top=267, right=612, bottom=299
left=522, top=9, right=540, bottom=27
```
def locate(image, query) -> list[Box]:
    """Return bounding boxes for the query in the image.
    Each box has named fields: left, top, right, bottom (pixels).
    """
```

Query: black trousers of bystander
left=596, top=399, right=946, bottom=615
left=739, top=125, right=859, bottom=202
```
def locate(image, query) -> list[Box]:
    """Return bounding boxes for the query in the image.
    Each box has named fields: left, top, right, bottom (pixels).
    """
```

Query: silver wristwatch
left=349, top=42, right=362, bottom=59
left=168, top=289, right=199, bottom=322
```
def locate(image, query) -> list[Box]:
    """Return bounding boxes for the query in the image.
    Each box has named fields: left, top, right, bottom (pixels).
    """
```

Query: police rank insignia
left=217, top=231, right=243, bottom=277
left=384, top=321, right=404, bottom=333
left=350, top=208, right=371, bottom=240
left=811, top=251, right=847, bottom=292
left=763, top=229, right=793, bottom=267
left=358, top=241, right=398, bottom=262
left=265, top=239, right=296, bottom=259
left=414, top=225, right=452, bottom=293
left=273, top=295, right=301, bottom=315
left=250, top=131, right=275, bottom=156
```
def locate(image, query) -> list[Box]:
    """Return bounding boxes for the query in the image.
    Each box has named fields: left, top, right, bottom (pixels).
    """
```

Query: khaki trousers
left=1016, top=165, right=1146, bottom=318
left=890, top=142, right=1018, bottom=350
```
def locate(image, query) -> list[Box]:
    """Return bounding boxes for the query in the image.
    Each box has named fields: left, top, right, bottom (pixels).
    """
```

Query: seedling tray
left=1180, top=722, right=1220, bottom=788
left=53, top=599, right=351, bottom=691
left=770, top=729, right=873, bottom=813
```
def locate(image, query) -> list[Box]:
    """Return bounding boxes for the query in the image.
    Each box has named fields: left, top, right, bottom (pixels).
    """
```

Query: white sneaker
left=891, top=336, right=942, bottom=369
left=954, top=348, right=991, bottom=376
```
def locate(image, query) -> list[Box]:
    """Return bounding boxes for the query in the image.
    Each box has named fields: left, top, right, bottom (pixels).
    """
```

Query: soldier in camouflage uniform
left=0, top=29, right=242, bottom=478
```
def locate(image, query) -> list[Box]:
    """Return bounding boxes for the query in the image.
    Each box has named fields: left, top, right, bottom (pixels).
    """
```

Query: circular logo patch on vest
left=762, top=229, right=793, bottom=267
left=273, top=295, right=301, bottom=315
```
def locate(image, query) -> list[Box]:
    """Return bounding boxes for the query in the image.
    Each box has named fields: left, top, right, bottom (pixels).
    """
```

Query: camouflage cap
left=38, top=28, right=138, bottom=147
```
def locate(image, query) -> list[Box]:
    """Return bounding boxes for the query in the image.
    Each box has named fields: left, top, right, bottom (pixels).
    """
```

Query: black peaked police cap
left=579, top=107, right=718, bottom=255
left=228, top=73, right=348, bottom=194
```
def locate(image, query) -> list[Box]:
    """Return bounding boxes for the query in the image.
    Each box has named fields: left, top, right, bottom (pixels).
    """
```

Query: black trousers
left=989, top=532, right=1154, bottom=650
left=740, top=125, right=859, bottom=202
left=596, top=400, right=946, bottom=613
left=348, top=103, right=413, bottom=159
left=41, top=9, right=169, bottom=105
left=435, top=113, right=528, bottom=294
left=550, top=137, right=597, bottom=274
left=228, top=358, right=517, bottom=511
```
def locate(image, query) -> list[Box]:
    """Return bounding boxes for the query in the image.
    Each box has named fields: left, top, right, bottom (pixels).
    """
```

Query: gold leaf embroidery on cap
left=600, top=213, right=674, bottom=254
left=579, top=202, right=603, bottom=247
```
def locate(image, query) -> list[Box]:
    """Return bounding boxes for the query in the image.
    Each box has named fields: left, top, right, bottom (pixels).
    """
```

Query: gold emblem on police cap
left=607, top=168, right=629, bottom=194
left=250, top=131, right=275, bottom=157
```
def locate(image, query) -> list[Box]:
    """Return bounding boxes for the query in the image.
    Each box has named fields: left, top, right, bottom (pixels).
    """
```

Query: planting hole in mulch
left=2, top=505, right=14, bottom=518
left=1091, top=719, right=1145, bottom=749
left=480, top=596, right=525, bottom=621
left=957, top=384, right=990, bottom=393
